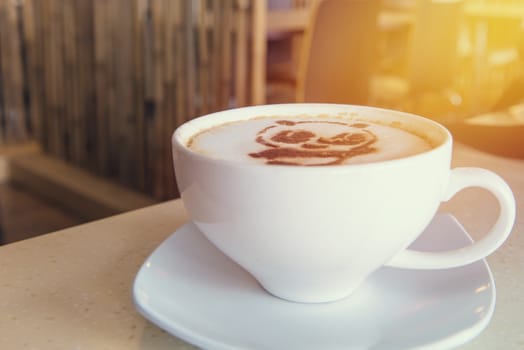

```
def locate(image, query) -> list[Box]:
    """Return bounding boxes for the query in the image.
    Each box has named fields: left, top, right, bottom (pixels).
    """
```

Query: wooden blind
left=0, top=0, right=257, bottom=200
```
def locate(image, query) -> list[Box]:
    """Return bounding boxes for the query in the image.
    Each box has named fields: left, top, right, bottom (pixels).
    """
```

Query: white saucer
left=133, top=214, right=495, bottom=350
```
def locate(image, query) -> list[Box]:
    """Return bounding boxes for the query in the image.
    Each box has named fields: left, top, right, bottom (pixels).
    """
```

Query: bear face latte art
left=187, top=115, right=432, bottom=166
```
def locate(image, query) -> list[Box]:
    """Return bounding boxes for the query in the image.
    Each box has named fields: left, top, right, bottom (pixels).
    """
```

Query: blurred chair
left=266, top=0, right=381, bottom=104
left=466, top=8, right=524, bottom=113
left=265, top=0, right=313, bottom=97
left=370, top=0, right=465, bottom=118
left=408, top=0, right=463, bottom=93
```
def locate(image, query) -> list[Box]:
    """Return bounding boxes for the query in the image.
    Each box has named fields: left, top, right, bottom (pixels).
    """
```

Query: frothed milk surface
left=187, top=115, right=432, bottom=166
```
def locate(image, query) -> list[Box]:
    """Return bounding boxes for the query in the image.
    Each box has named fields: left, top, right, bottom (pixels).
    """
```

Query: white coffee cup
left=172, top=104, right=516, bottom=303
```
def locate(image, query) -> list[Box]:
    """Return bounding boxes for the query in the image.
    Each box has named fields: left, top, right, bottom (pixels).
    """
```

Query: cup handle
left=385, top=167, right=516, bottom=269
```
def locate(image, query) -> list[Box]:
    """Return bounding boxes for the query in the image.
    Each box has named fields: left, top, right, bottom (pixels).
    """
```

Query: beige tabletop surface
left=0, top=142, right=523, bottom=350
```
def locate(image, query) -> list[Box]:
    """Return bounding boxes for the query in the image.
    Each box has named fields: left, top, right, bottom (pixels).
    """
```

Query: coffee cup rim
left=172, top=103, right=451, bottom=169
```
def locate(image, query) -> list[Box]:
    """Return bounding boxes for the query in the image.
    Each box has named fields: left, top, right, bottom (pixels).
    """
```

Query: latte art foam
left=187, top=116, right=432, bottom=166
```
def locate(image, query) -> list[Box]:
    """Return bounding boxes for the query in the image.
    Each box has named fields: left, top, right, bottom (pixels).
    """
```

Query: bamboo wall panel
left=0, top=0, right=27, bottom=144
left=0, top=0, right=258, bottom=200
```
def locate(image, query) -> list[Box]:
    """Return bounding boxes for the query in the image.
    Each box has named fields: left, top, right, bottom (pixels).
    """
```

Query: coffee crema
left=187, top=115, right=432, bottom=166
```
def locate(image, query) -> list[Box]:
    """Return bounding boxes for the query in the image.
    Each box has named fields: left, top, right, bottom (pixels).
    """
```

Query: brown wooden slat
left=133, top=0, right=148, bottom=192
left=210, top=1, right=222, bottom=111
left=251, top=0, right=267, bottom=105
left=235, top=0, right=250, bottom=107
left=0, top=0, right=27, bottom=143
left=47, top=0, right=66, bottom=157
left=105, top=0, right=118, bottom=179
left=62, top=0, right=77, bottom=162
left=0, top=0, right=7, bottom=144
left=149, top=0, right=168, bottom=199
left=23, top=0, right=45, bottom=147
left=93, top=0, right=110, bottom=175
left=112, top=0, right=136, bottom=187
left=197, top=0, right=210, bottom=116
left=220, top=0, right=234, bottom=108
left=183, top=0, right=196, bottom=124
